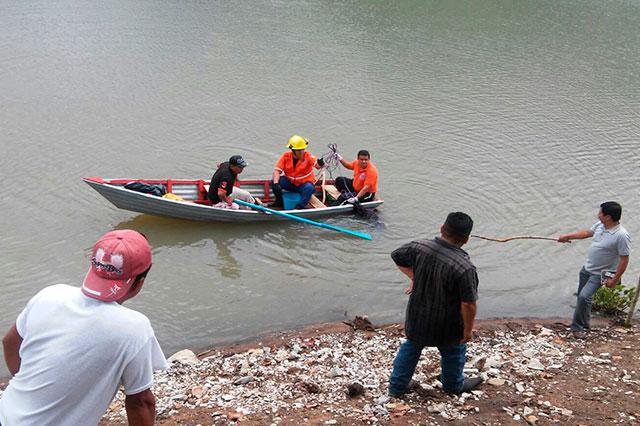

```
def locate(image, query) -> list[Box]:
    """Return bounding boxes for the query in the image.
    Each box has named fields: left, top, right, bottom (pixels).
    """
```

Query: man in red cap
left=1, top=229, right=167, bottom=426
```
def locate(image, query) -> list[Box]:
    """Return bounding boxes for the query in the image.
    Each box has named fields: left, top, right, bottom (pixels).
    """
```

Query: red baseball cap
left=82, top=230, right=152, bottom=302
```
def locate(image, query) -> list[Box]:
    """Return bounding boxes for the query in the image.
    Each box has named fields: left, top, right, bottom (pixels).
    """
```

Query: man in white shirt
left=1, top=229, right=167, bottom=426
left=558, top=201, right=631, bottom=338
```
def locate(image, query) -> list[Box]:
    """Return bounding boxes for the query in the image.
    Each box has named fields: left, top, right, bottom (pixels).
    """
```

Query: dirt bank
left=97, top=316, right=639, bottom=425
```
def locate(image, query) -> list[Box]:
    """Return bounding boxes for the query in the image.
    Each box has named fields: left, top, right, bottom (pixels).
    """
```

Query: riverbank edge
left=192, top=316, right=584, bottom=359
left=0, top=315, right=614, bottom=387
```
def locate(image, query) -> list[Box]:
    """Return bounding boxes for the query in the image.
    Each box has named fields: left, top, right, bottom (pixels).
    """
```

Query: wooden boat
left=82, top=177, right=383, bottom=223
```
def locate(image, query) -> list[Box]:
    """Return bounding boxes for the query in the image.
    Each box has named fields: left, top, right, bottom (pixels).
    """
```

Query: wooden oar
left=234, top=199, right=372, bottom=240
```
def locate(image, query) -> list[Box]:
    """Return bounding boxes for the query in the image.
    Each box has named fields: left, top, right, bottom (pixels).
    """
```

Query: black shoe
left=460, top=376, right=484, bottom=393
left=571, top=330, right=587, bottom=340
left=446, top=376, right=484, bottom=395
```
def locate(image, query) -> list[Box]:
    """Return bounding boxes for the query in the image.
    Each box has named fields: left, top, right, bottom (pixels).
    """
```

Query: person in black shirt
left=208, top=155, right=259, bottom=209
left=388, top=212, right=483, bottom=396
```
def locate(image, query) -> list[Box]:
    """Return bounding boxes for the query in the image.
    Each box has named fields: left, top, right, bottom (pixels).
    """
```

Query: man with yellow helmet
left=272, top=135, right=325, bottom=209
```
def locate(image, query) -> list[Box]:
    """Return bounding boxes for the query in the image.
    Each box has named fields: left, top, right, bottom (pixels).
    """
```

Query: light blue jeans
left=571, top=266, right=602, bottom=331
left=388, top=338, right=466, bottom=395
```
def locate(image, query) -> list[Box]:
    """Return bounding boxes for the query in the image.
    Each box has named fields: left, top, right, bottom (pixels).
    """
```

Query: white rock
left=428, top=403, right=446, bottom=413
left=485, top=357, right=502, bottom=369
left=375, top=395, right=390, bottom=406
left=234, top=376, right=254, bottom=385
left=527, top=359, right=545, bottom=371
left=167, top=349, right=200, bottom=365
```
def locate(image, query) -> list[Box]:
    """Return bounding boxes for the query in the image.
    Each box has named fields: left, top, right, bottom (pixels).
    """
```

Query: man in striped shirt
left=388, top=212, right=483, bottom=396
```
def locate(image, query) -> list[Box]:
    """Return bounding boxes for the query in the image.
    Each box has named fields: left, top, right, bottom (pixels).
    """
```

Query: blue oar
left=234, top=199, right=372, bottom=240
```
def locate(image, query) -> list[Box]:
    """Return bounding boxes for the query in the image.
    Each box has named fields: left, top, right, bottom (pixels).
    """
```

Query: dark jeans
left=272, top=176, right=315, bottom=209
left=335, top=176, right=374, bottom=202
left=571, top=266, right=602, bottom=331
left=388, top=338, right=466, bottom=395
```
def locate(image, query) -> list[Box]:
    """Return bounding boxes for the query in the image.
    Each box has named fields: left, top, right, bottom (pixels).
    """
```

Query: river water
left=1, top=1, right=639, bottom=374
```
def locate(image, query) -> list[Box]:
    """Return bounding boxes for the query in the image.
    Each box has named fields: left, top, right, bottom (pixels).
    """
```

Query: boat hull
left=83, top=177, right=383, bottom=223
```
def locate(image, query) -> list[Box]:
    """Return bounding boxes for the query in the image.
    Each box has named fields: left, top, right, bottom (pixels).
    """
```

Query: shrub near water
left=592, top=284, right=637, bottom=317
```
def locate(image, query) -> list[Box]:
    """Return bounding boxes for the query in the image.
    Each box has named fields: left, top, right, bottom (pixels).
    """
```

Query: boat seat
left=195, top=180, right=212, bottom=205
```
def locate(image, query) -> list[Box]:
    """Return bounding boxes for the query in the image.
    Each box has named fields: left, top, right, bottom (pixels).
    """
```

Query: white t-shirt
left=0, top=284, right=167, bottom=426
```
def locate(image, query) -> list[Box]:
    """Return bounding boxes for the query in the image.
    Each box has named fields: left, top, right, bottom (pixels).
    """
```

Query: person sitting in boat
left=333, top=149, right=378, bottom=203
left=209, top=155, right=259, bottom=210
left=271, top=135, right=325, bottom=209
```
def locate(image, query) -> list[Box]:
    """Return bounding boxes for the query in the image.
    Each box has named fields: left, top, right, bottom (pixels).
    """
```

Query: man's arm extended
left=558, top=229, right=593, bottom=243
left=460, top=302, right=477, bottom=343
left=2, top=323, right=23, bottom=376
left=125, top=389, right=156, bottom=426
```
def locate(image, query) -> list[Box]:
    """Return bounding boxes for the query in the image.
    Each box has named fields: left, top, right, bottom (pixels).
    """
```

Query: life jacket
left=275, top=151, right=318, bottom=185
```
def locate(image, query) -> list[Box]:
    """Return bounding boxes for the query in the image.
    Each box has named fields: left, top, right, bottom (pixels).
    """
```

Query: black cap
left=229, top=155, right=248, bottom=168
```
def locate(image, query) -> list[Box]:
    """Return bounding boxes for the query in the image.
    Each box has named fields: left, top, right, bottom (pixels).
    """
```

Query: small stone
left=302, top=381, right=321, bottom=394
left=487, top=378, right=506, bottom=386
left=347, top=383, right=365, bottom=398
left=329, top=366, right=343, bottom=377
left=485, top=357, right=502, bottom=369
left=228, top=411, right=243, bottom=421
left=376, top=395, right=390, bottom=405
left=190, top=386, right=205, bottom=398
left=167, top=349, right=200, bottom=365
left=233, top=376, right=254, bottom=385
left=526, top=415, right=538, bottom=424
left=428, top=402, right=446, bottom=413
left=528, top=359, right=545, bottom=371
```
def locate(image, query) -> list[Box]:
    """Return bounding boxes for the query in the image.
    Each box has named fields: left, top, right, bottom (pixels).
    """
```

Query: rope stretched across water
left=471, top=235, right=569, bottom=243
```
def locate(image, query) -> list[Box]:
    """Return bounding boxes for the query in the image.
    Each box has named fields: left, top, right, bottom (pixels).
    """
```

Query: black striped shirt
left=391, top=237, right=478, bottom=347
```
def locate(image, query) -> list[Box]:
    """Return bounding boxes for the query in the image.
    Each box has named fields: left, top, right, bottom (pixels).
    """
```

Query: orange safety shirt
left=275, top=151, right=318, bottom=185
left=347, top=160, right=378, bottom=193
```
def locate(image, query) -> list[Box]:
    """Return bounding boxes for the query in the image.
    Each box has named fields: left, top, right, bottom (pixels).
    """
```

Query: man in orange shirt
left=335, top=150, right=378, bottom=203
left=272, top=135, right=325, bottom=209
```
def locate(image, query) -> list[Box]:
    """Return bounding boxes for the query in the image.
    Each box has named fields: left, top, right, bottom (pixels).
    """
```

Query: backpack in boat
left=124, top=181, right=167, bottom=197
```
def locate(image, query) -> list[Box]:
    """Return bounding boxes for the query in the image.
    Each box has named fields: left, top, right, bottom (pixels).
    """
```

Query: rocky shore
left=94, top=316, right=640, bottom=425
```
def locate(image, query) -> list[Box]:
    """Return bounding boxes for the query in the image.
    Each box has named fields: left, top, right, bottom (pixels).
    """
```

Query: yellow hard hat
left=287, top=135, right=309, bottom=150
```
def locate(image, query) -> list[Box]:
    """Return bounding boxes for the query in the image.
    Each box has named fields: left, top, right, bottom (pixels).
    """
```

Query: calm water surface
left=1, top=1, right=639, bottom=374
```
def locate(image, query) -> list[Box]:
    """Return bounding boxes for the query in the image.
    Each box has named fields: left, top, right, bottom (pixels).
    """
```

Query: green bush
left=592, top=284, right=637, bottom=317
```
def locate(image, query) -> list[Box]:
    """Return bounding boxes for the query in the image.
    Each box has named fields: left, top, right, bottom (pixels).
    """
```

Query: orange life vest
left=275, top=151, right=318, bottom=185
